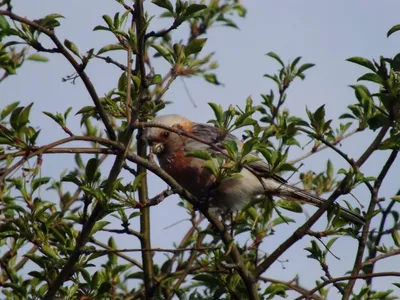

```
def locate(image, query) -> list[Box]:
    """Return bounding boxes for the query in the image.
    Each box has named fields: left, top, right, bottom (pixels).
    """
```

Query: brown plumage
left=143, top=114, right=365, bottom=225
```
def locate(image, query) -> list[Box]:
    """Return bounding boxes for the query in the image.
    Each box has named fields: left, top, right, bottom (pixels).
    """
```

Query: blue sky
left=2, top=1, right=400, bottom=298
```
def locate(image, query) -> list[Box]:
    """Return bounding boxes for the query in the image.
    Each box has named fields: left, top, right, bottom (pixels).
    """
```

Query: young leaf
left=387, top=24, right=400, bottom=37
left=64, top=39, right=81, bottom=58
left=185, top=38, right=207, bottom=56
left=27, top=54, right=49, bottom=62
left=266, top=52, right=284, bottom=67
left=97, top=44, right=126, bottom=55
left=1, top=102, right=20, bottom=121
left=347, top=57, right=376, bottom=72
left=152, top=0, right=174, bottom=13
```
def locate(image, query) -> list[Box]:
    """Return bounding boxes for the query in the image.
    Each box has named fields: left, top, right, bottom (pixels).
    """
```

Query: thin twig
left=363, top=249, right=400, bottom=266
left=295, top=272, right=400, bottom=300
left=145, top=23, right=177, bottom=39
left=289, top=128, right=359, bottom=165
left=89, top=238, right=142, bottom=269
left=81, top=246, right=218, bottom=254
left=260, top=276, right=322, bottom=300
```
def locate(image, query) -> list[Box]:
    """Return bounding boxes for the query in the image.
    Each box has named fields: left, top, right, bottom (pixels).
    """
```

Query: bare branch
left=90, top=238, right=142, bottom=269
left=363, top=249, right=400, bottom=266
left=260, top=276, right=322, bottom=300
left=295, top=272, right=400, bottom=300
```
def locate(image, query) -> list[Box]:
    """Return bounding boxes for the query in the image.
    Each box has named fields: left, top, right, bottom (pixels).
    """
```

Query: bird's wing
left=184, top=123, right=287, bottom=183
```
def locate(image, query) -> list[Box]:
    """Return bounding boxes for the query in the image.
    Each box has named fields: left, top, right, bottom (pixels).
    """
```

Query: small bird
left=143, top=114, right=365, bottom=225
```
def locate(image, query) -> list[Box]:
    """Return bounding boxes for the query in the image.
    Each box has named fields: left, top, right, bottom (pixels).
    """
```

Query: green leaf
left=357, top=73, right=383, bottom=84
left=183, top=4, right=207, bottom=18
left=0, top=15, right=9, bottom=29
left=85, top=158, right=99, bottom=183
left=313, top=105, right=326, bottom=124
left=151, top=44, right=173, bottom=64
left=152, top=0, right=174, bottom=13
left=1, top=102, right=19, bottom=121
left=151, top=74, right=162, bottom=85
left=193, top=274, right=220, bottom=285
left=27, top=54, right=49, bottom=62
left=98, top=282, right=112, bottom=295
left=271, top=216, right=295, bottom=227
left=387, top=24, right=400, bottom=37
left=102, top=15, right=114, bottom=28
left=222, top=140, right=238, bottom=159
left=208, top=103, right=224, bottom=123
left=266, top=51, right=284, bottom=67
left=76, top=106, right=95, bottom=115
left=297, top=63, right=315, bottom=74
left=204, top=73, right=222, bottom=85
left=392, top=195, right=400, bottom=203
left=97, top=44, right=126, bottom=55
left=41, top=244, right=59, bottom=259
left=32, top=177, right=51, bottom=193
left=347, top=57, right=376, bottom=72
left=186, top=150, right=213, bottom=160
left=276, top=200, right=303, bottom=213
left=19, top=103, right=33, bottom=128
left=64, top=39, right=81, bottom=58
left=43, top=111, right=62, bottom=124
left=392, top=230, right=400, bottom=248
left=33, top=201, right=55, bottom=218
left=132, top=172, right=146, bottom=191
left=185, top=38, right=207, bottom=56
left=90, top=221, right=110, bottom=236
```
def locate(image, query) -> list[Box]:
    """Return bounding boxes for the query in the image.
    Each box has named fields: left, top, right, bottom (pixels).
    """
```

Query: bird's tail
left=263, top=179, right=365, bottom=226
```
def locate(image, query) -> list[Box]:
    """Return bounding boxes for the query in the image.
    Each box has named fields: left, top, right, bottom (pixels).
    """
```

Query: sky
left=2, top=1, right=400, bottom=299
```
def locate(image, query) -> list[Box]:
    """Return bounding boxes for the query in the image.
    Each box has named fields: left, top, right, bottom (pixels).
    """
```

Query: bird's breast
left=157, top=150, right=215, bottom=199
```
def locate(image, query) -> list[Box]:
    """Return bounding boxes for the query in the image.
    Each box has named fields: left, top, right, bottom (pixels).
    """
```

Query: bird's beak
left=151, top=143, right=164, bottom=154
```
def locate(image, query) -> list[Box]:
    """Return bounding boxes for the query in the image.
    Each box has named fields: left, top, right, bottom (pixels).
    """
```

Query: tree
left=1, top=0, right=400, bottom=299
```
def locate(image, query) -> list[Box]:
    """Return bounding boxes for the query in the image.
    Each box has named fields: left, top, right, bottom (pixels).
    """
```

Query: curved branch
left=289, top=128, right=359, bottom=165
left=260, top=276, right=322, bottom=300
left=295, top=272, right=400, bottom=300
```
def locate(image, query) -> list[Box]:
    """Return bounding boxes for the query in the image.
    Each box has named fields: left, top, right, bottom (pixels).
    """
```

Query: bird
left=143, top=114, right=365, bottom=225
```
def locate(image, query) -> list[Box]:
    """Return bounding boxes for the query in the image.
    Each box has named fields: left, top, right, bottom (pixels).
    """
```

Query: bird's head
left=143, top=114, right=191, bottom=155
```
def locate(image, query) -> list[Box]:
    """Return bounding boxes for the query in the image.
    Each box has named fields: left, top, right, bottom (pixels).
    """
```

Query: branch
left=132, top=0, right=155, bottom=297
left=0, top=147, right=113, bottom=160
left=145, top=23, right=177, bottom=39
left=146, top=188, right=174, bottom=206
left=101, top=227, right=142, bottom=239
left=363, top=199, right=397, bottom=270
left=0, top=137, right=118, bottom=181
left=295, top=272, right=400, bottom=300
left=343, top=149, right=398, bottom=299
left=154, top=72, right=177, bottom=104
left=94, top=54, right=134, bottom=73
left=363, top=249, right=400, bottom=266
left=289, top=128, right=359, bottom=165
left=89, top=238, right=142, bottom=269
left=260, top=276, right=322, bottom=300
left=81, top=246, right=217, bottom=254
left=0, top=9, right=116, bottom=140
left=254, top=125, right=390, bottom=278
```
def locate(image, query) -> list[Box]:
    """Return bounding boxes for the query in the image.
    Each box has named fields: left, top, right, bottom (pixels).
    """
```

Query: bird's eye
left=163, top=131, right=169, bottom=138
